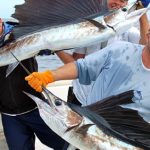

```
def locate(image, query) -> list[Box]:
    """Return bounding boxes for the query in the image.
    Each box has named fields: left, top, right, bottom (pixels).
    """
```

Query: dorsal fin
left=12, top=0, right=108, bottom=26
left=12, top=25, right=49, bottom=39
left=85, top=90, right=150, bottom=149
left=11, top=0, right=109, bottom=38
left=68, top=91, right=150, bottom=150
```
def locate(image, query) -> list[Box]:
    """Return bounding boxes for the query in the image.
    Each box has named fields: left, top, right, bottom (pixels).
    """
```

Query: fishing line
left=10, top=51, right=54, bottom=107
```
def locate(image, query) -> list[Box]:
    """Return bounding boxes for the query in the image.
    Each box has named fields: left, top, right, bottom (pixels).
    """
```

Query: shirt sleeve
left=75, top=44, right=112, bottom=85
left=4, top=23, right=14, bottom=35
left=0, top=23, right=14, bottom=47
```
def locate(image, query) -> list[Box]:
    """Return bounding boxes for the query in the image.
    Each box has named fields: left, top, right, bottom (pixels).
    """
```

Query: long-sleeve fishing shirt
left=74, top=41, right=150, bottom=123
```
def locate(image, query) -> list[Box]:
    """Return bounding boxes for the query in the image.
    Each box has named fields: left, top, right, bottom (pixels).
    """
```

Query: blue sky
left=0, top=0, right=24, bottom=18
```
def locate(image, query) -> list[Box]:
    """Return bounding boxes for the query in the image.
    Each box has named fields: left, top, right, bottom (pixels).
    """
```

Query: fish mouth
left=42, top=87, right=56, bottom=108
left=42, top=87, right=66, bottom=112
left=24, top=90, right=65, bottom=118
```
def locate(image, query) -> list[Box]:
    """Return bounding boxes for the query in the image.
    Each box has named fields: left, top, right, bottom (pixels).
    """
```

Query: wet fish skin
left=0, top=6, right=148, bottom=67
left=25, top=91, right=143, bottom=150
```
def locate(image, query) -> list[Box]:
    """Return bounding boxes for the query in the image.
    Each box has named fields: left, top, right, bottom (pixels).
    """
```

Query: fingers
left=25, top=71, right=54, bottom=92
left=25, top=72, right=41, bottom=81
left=25, top=74, right=34, bottom=81
left=26, top=76, right=43, bottom=92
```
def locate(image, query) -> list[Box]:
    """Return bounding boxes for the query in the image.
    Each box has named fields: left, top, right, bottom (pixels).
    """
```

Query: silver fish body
left=25, top=90, right=143, bottom=150
left=0, top=6, right=148, bottom=67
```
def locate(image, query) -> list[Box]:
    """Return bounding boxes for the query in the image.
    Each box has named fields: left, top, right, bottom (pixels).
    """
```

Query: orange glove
left=25, top=70, right=55, bottom=92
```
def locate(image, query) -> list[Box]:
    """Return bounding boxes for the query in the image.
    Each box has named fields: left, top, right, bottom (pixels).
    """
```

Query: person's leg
left=24, top=109, right=66, bottom=150
left=1, top=114, right=35, bottom=150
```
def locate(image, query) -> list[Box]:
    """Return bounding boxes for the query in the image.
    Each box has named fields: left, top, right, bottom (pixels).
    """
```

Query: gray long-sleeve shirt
left=74, top=41, right=150, bottom=122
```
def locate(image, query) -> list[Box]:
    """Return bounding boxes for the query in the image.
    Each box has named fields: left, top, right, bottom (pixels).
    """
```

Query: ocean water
left=36, top=54, right=63, bottom=71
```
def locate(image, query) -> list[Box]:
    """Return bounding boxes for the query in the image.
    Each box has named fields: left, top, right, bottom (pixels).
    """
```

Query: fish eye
left=122, top=7, right=127, bottom=12
left=55, top=99, right=62, bottom=106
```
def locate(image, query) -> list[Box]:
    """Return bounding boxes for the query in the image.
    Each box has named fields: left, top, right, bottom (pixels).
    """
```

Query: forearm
left=52, top=62, right=78, bottom=81
left=139, top=13, right=149, bottom=45
left=56, top=51, right=75, bottom=64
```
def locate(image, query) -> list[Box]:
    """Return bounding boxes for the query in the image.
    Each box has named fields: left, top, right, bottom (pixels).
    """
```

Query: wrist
left=45, top=70, right=55, bottom=83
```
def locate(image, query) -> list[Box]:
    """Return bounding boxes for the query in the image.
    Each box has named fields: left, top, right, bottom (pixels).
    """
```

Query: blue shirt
left=0, top=22, right=14, bottom=47
left=3, top=22, right=13, bottom=38
left=141, top=0, right=150, bottom=7
left=75, top=41, right=150, bottom=122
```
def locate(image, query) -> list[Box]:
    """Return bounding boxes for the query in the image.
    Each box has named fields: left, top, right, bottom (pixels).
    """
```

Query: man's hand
left=25, top=70, right=55, bottom=92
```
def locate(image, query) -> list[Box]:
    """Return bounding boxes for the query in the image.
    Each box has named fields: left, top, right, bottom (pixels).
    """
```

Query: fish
left=0, top=0, right=147, bottom=67
left=25, top=89, right=150, bottom=150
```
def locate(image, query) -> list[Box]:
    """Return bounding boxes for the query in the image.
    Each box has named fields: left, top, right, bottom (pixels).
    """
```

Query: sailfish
left=0, top=0, right=148, bottom=67
left=25, top=89, right=150, bottom=150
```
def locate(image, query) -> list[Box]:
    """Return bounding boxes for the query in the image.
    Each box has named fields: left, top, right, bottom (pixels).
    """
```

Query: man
left=25, top=26, right=150, bottom=124
left=56, top=0, right=149, bottom=64
left=0, top=19, right=65, bottom=150
left=56, top=0, right=150, bottom=104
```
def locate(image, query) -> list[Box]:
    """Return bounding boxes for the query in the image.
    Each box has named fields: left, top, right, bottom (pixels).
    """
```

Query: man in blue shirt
left=25, top=0, right=150, bottom=123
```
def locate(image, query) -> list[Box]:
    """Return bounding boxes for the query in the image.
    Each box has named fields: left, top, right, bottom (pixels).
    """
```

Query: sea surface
left=36, top=54, right=63, bottom=71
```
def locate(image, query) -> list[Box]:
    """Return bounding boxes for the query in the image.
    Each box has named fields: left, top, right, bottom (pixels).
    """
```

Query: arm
left=25, top=44, right=112, bottom=92
left=55, top=51, right=75, bottom=64
left=52, top=62, right=78, bottom=81
left=56, top=47, right=86, bottom=64
left=73, top=52, right=85, bottom=60
left=25, top=62, right=78, bottom=92
left=139, top=13, right=149, bottom=45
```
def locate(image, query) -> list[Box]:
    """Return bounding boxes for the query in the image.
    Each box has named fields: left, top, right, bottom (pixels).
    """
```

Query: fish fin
left=86, top=90, right=150, bottom=149
left=11, top=0, right=109, bottom=38
left=69, top=101, right=147, bottom=149
left=68, top=103, right=111, bottom=129
left=6, top=62, right=19, bottom=77
left=85, top=19, right=106, bottom=29
left=87, top=90, right=134, bottom=110
left=12, top=0, right=108, bottom=26
left=12, top=25, right=50, bottom=39
left=66, top=124, right=80, bottom=132
left=66, top=123, right=94, bottom=135
left=75, top=124, right=94, bottom=136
